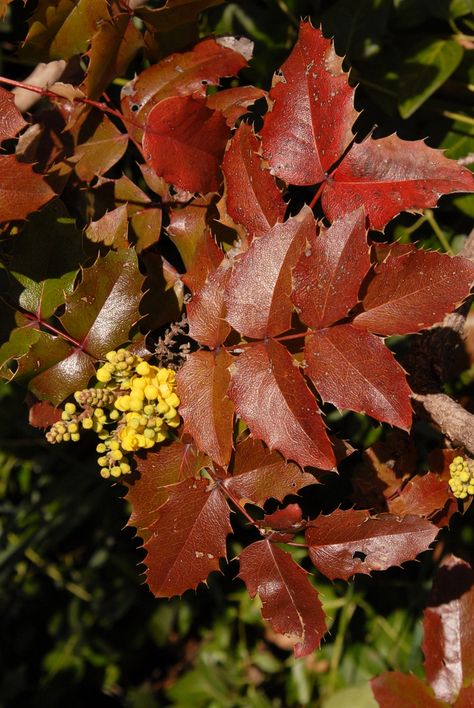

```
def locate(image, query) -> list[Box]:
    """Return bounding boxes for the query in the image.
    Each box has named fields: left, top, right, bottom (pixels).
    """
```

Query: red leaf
left=126, top=439, right=207, bottom=538
left=186, top=260, right=231, bottom=347
left=28, top=400, right=62, bottom=429
left=306, top=509, right=438, bottom=581
left=0, top=87, right=27, bottom=143
left=207, top=86, right=266, bottom=126
left=145, top=478, right=231, bottom=597
left=292, top=208, right=369, bottom=328
left=262, top=504, right=304, bottom=538
left=354, top=249, right=474, bottom=335
left=121, top=37, right=249, bottom=138
left=177, top=349, right=234, bottom=466
left=371, top=672, right=447, bottom=708
left=388, top=473, right=450, bottom=518
left=323, top=135, right=474, bottom=231
left=168, top=201, right=223, bottom=294
left=225, top=206, right=313, bottom=339
left=142, top=96, right=230, bottom=194
left=227, top=339, right=335, bottom=470
left=423, top=555, right=474, bottom=703
left=225, top=437, right=316, bottom=506
left=0, top=155, right=55, bottom=223
left=222, top=122, right=286, bottom=240
left=305, top=325, right=412, bottom=430
left=239, top=539, right=327, bottom=657
left=454, top=685, right=474, bottom=708
left=261, top=21, right=358, bottom=185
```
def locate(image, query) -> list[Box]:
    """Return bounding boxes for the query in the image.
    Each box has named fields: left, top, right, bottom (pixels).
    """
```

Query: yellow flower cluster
left=46, top=349, right=180, bottom=479
left=448, top=456, right=474, bottom=499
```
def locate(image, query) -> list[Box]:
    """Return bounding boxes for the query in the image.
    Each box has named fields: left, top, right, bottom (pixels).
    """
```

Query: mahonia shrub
left=1, top=3, right=474, bottom=662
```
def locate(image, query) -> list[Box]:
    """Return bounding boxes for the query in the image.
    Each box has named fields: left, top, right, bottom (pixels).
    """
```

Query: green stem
left=326, top=584, right=357, bottom=695
left=440, top=110, right=474, bottom=127
left=425, top=209, right=453, bottom=255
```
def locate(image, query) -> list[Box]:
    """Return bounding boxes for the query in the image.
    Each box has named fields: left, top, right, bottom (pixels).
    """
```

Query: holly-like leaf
left=222, top=122, right=286, bottom=241
left=423, top=555, right=474, bottom=703
left=82, top=12, right=144, bottom=99
left=305, top=325, right=412, bottom=430
left=186, top=259, right=231, bottom=347
left=261, top=21, right=358, bottom=185
left=143, top=96, right=230, bottom=194
left=322, top=136, right=474, bottom=230
left=121, top=36, right=247, bottom=139
left=292, top=208, right=369, bottom=328
left=144, top=478, right=231, bottom=597
left=225, top=206, right=313, bottom=339
left=207, top=86, right=266, bottom=127
left=126, top=439, right=208, bottom=540
left=85, top=204, right=128, bottom=248
left=73, top=113, right=128, bottom=183
left=228, top=339, right=335, bottom=470
left=24, top=0, right=110, bottom=61
left=388, top=473, right=449, bottom=518
left=28, top=400, right=62, bottom=429
left=136, top=0, right=224, bottom=34
left=27, top=347, right=96, bottom=404
left=239, top=539, right=327, bottom=658
left=168, top=201, right=223, bottom=293
left=371, top=672, right=447, bottom=708
left=0, top=155, right=55, bottom=223
left=60, top=250, right=144, bottom=359
left=225, top=437, right=316, bottom=506
left=354, top=249, right=474, bottom=335
left=306, top=509, right=438, bottom=581
left=177, top=349, right=234, bottom=466
left=0, top=87, right=27, bottom=143
left=455, top=685, right=474, bottom=708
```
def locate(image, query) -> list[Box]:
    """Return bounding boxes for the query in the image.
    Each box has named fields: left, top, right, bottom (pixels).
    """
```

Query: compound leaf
left=225, top=206, right=313, bottom=339
left=354, top=249, right=474, bottom=335
left=225, top=437, right=316, bottom=506
left=144, top=478, right=231, bottom=597
left=186, top=260, right=231, bottom=347
left=306, top=509, right=438, bottom=581
left=305, top=325, right=412, bottom=430
left=177, top=349, right=234, bottom=466
left=143, top=96, right=230, bottom=194
left=292, top=208, right=369, bottom=328
left=228, top=339, right=335, bottom=470
left=239, top=539, right=327, bottom=658
left=261, top=21, right=358, bottom=185
left=323, top=136, right=474, bottom=231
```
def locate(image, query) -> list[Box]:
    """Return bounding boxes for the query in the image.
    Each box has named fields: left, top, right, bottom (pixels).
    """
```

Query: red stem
left=22, top=312, right=84, bottom=349
left=275, top=331, right=308, bottom=343
left=309, top=182, right=325, bottom=209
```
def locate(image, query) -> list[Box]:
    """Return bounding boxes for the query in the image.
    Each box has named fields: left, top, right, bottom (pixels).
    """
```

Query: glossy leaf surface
left=239, top=540, right=327, bottom=657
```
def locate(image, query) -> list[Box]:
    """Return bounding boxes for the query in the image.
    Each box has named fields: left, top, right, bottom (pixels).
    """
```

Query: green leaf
left=398, top=38, right=464, bottom=118
left=428, top=0, right=474, bottom=20
left=60, top=250, right=145, bottom=359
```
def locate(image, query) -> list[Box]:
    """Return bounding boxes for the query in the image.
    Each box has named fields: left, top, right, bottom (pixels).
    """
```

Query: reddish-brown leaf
left=28, top=400, right=62, bottom=429
left=239, top=539, right=327, bottom=657
left=177, top=349, right=234, bottom=466
left=225, top=437, right=316, bottom=506
left=186, top=260, right=231, bottom=347
left=126, top=439, right=207, bottom=539
left=371, top=672, right=448, bottom=708
left=306, top=509, right=438, bottom=581
left=305, top=325, right=412, bottom=430
left=454, top=685, right=474, bottom=708
left=0, top=87, right=27, bottom=143
left=323, top=135, right=474, bottom=231
left=228, top=339, right=335, bottom=470
left=144, top=478, right=231, bottom=597
left=423, top=555, right=474, bottom=703
left=0, top=155, right=55, bottom=222
left=222, top=122, right=286, bottom=241
left=261, top=21, right=358, bottom=185
left=225, top=206, right=313, bottom=339
left=292, top=208, right=369, bottom=328
left=388, top=473, right=450, bottom=518
left=143, top=96, right=230, bottom=194
left=262, top=504, right=303, bottom=531
left=73, top=114, right=128, bottom=183
left=354, top=249, right=474, bottom=335
left=85, top=204, right=129, bottom=248
left=121, top=36, right=248, bottom=139
left=207, top=86, right=266, bottom=126
left=168, top=200, right=223, bottom=293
